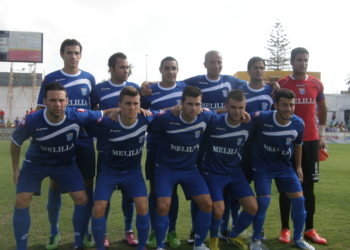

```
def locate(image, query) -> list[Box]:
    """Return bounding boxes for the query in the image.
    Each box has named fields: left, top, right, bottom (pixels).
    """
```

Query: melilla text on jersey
left=264, top=144, right=290, bottom=155
left=294, top=98, right=315, bottom=104
left=112, top=147, right=143, bottom=156
left=67, top=99, right=88, bottom=106
left=213, top=146, right=238, bottom=155
left=202, top=102, right=225, bottom=109
left=171, top=144, right=200, bottom=153
left=41, top=143, right=75, bottom=153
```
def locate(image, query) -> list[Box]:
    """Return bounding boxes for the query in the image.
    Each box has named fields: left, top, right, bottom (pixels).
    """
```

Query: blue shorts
left=145, top=148, right=157, bottom=182
left=94, top=164, right=147, bottom=201
left=253, top=167, right=302, bottom=196
left=75, top=137, right=96, bottom=178
left=203, top=169, right=254, bottom=202
left=17, top=161, right=85, bottom=195
left=154, top=165, right=209, bottom=198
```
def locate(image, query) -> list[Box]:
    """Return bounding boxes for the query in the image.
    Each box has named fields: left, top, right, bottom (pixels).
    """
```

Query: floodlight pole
left=146, top=55, right=148, bottom=81
left=6, top=62, right=14, bottom=120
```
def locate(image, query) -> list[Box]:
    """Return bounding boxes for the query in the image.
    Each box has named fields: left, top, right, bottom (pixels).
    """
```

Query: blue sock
left=148, top=194, right=157, bottom=231
left=122, top=193, right=134, bottom=232
left=190, top=200, right=199, bottom=231
left=230, top=210, right=255, bottom=238
left=91, top=216, right=106, bottom=250
left=154, top=211, right=168, bottom=249
left=47, top=188, right=61, bottom=236
left=252, top=197, right=270, bottom=240
left=85, top=188, right=94, bottom=234
left=168, top=194, right=179, bottom=232
left=136, top=213, right=150, bottom=250
left=230, top=199, right=241, bottom=227
left=73, top=204, right=89, bottom=247
left=195, top=210, right=212, bottom=247
left=220, top=194, right=231, bottom=232
left=290, top=196, right=306, bottom=241
left=210, top=216, right=221, bottom=238
left=13, top=206, right=30, bottom=250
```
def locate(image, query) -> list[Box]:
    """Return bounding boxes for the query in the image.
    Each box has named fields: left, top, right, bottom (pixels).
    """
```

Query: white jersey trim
left=201, top=82, right=232, bottom=93
left=101, top=90, right=122, bottom=101
left=108, top=80, right=125, bottom=87
left=109, top=124, right=147, bottom=142
left=36, top=124, right=80, bottom=141
left=151, top=92, right=182, bottom=105
left=167, top=121, right=206, bottom=134
left=211, top=130, right=249, bottom=142
left=64, top=78, right=92, bottom=91
left=60, top=69, right=81, bottom=77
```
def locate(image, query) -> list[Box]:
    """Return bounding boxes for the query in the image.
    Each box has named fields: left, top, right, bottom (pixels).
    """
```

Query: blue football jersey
left=238, top=84, right=274, bottom=112
left=201, top=113, right=255, bottom=174
left=85, top=112, right=157, bottom=171
left=37, top=69, right=96, bottom=109
left=11, top=107, right=103, bottom=166
left=149, top=109, right=216, bottom=170
left=141, top=81, right=187, bottom=149
left=251, top=110, right=304, bottom=171
left=90, top=80, right=140, bottom=152
left=184, top=75, right=247, bottom=110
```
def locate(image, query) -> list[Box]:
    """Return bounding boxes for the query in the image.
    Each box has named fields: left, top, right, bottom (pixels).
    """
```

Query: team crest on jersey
left=157, top=110, right=166, bottom=116
left=254, top=111, right=262, bottom=117
left=286, top=138, right=293, bottom=145
left=299, top=88, right=305, bottom=95
left=81, top=88, right=88, bottom=96
left=176, top=100, right=181, bottom=105
left=76, top=108, right=86, bottom=113
left=262, top=103, right=268, bottom=111
left=66, top=133, right=73, bottom=141
left=195, top=130, right=201, bottom=138
left=139, top=135, right=145, bottom=143
left=222, top=90, right=228, bottom=97
left=237, top=138, right=243, bottom=146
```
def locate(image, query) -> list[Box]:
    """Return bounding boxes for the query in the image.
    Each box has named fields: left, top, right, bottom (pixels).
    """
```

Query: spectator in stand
left=331, top=112, right=336, bottom=121
left=0, top=109, right=5, bottom=119
left=25, top=111, right=29, bottom=117
left=14, top=117, right=20, bottom=127
left=328, top=121, right=334, bottom=128
left=6, top=118, right=12, bottom=128
left=0, top=117, right=5, bottom=127
left=334, top=125, right=340, bottom=132
left=339, top=121, right=345, bottom=129
left=334, top=121, right=339, bottom=127
left=29, top=108, right=35, bottom=114
left=325, top=126, right=331, bottom=132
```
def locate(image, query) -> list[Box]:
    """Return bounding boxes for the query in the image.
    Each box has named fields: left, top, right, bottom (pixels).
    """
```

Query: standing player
left=278, top=48, right=327, bottom=245
left=250, top=89, right=315, bottom=250
left=87, top=86, right=154, bottom=250
left=201, top=89, right=257, bottom=250
left=11, top=82, right=112, bottom=250
left=90, top=52, right=140, bottom=247
left=35, top=39, right=97, bottom=249
left=149, top=86, right=220, bottom=250
left=141, top=56, right=186, bottom=248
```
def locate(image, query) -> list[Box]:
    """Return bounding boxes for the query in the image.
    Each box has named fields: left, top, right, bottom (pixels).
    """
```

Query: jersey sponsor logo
left=40, top=143, right=75, bottom=153
left=297, top=84, right=306, bottom=87
left=55, top=78, right=65, bottom=82
left=170, top=143, right=199, bottom=152
left=199, top=82, right=208, bottom=84
left=263, top=123, right=274, bottom=127
left=66, top=133, right=73, bottom=141
left=170, top=122, right=181, bottom=125
left=222, top=90, right=228, bottom=97
left=213, top=146, right=238, bottom=155
left=152, top=92, right=161, bottom=95
left=110, top=129, right=121, bottom=132
left=81, top=88, right=88, bottom=96
left=139, top=135, right=145, bottom=143
left=111, top=146, right=143, bottom=156
left=216, top=127, right=226, bottom=131
left=202, top=103, right=225, bottom=109
left=285, top=138, right=293, bottom=145
left=76, top=108, right=86, bottom=113
left=295, top=98, right=315, bottom=104
left=101, top=88, right=111, bottom=90
left=36, top=127, right=48, bottom=131
left=254, top=111, right=262, bottom=117
left=299, top=88, right=305, bottom=95
left=195, top=130, right=201, bottom=138
left=68, top=100, right=88, bottom=106
left=237, top=138, right=243, bottom=146
left=262, top=103, right=268, bottom=111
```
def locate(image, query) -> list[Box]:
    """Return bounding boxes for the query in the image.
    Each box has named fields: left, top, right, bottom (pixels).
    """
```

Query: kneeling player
left=201, top=89, right=257, bottom=250
left=86, top=86, right=156, bottom=250
left=250, top=89, right=315, bottom=250
left=11, top=82, right=110, bottom=250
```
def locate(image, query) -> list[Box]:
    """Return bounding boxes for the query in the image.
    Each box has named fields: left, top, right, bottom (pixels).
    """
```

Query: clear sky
left=1, top=0, right=349, bottom=93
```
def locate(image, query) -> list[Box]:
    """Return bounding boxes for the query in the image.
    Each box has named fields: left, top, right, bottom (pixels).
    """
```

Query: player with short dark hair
left=86, top=86, right=156, bottom=250
left=202, top=89, right=257, bottom=250
left=90, top=52, right=140, bottom=247
left=11, top=82, right=111, bottom=250
left=278, top=47, right=327, bottom=245
left=250, top=88, right=315, bottom=250
left=36, top=39, right=97, bottom=249
left=149, top=86, right=219, bottom=250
